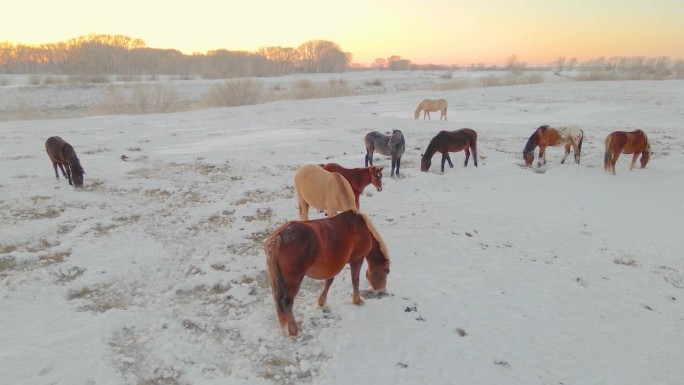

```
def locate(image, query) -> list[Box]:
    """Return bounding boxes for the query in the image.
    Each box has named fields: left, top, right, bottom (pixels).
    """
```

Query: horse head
left=523, top=128, right=540, bottom=167
left=420, top=154, right=431, bottom=172
left=523, top=150, right=535, bottom=167
left=365, top=240, right=390, bottom=291
left=641, top=141, right=652, bottom=168
left=369, top=166, right=383, bottom=192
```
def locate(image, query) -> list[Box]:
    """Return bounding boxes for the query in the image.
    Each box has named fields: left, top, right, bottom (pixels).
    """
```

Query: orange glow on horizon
left=2, top=0, right=683, bottom=67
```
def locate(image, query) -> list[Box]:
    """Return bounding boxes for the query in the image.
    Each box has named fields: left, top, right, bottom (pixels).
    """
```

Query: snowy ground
left=1, top=72, right=683, bottom=385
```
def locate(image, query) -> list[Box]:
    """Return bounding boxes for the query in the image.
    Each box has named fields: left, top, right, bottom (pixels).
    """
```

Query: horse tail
left=264, top=233, right=288, bottom=329
left=604, top=134, right=613, bottom=172
left=577, top=129, right=584, bottom=153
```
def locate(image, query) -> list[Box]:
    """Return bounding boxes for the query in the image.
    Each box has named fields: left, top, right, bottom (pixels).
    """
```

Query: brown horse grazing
left=523, top=125, right=584, bottom=168
left=294, top=164, right=356, bottom=220
left=414, top=98, right=447, bottom=120
left=320, top=163, right=383, bottom=209
left=420, top=128, right=478, bottom=172
left=264, top=210, right=391, bottom=336
left=45, top=136, right=85, bottom=187
left=604, top=129, right=651, bottom=175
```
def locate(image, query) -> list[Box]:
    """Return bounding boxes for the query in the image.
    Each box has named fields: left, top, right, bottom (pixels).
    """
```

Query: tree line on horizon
left=1, top=34, right=682, bottom=79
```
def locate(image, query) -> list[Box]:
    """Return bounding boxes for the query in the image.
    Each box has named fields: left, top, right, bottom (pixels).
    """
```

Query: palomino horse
left=264, top=210, right=391, bottom=336
left=45, top=136, right=85, bottom=187
left=320, top=163, right=383, bottom=209
left=523, top=125, right=584, bottom=168
left=420, top=128, right=478, bottom=172
left=294, top=164, right=356, bottom=220
left=604, top=129, right=651, bottom=175
left=414, top=98, right=447, bottom=120
left=364, top=129, right=406, bottom=177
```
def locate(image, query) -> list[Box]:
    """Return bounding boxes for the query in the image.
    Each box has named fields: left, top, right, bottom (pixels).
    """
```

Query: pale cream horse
left=414, top=98, right=448, bottom=120
left=294, top=164, right=356, bottom=220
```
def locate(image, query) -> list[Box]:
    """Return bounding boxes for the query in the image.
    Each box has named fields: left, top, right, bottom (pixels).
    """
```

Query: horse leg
left=52, top=161, right=60, bottom=179
left=390, top=157, right=396, bottom=177
left=472, top=145, right=478, bottom=167
left=464, top=148, right=470, bottom=167
left=298, top=197, right=310, bottom=220
left=630, top=153, right=639, bottom=170
left=325, top=208, right=336, bottom=218
left=365, top=150, right=373, bottom=167
left=440, top=154, right=447, bottom=172
left=446, top=153, right=454, bottom=168
left=561, top=143, right=571, bottom=164
left=318, top=278, right=334, bottom=307
left=395, top=156, right=401, bottom=177
left=538, top=146, right=546, bottom=167
left=64, top=165, right=73, bottom=186
left=349, top=259, right=365, bottom=305
left=57, top=162, right=68, bottom=178
left=611, top=153, right=619, bottom=175
left=425, top=111, right=430, bottom=120
left=283, top=279, right=302, bottom=336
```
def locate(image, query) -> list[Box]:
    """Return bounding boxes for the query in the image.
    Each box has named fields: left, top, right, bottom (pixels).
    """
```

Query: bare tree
left=371, top=58, right=387, bottom=69
left=296, top=40, right=349, bottom=73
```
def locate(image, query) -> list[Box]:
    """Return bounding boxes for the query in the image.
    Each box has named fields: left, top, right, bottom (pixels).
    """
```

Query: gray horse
left=364, top=129, right=406, bottom=177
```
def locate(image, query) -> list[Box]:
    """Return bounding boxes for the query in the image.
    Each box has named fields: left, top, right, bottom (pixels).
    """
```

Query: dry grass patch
left=203, top=79, right=264, bottom=107
left=100, top=83, right=179, bottom=114
left=1, top=244, right=17, bottom=254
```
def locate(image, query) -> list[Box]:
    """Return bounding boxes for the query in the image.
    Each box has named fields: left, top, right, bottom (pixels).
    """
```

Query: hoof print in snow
left=404, top=305, right=417, bottom=312
left=454, top=328, right=467, bottom=337
left=396, top=362, right=408, bottom=369
left=415, top=315, right=426, bottom=321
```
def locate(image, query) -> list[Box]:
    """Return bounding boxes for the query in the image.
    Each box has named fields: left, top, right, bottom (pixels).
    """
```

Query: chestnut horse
left=364, top=129, right=406, bottom=177
left=414, top=98, right=447, bottom=120
left=264, top=210, right=391, bottom=336
left=604, top=129, right=651, bottom=175
left=45, top=136, right=85, bottom=187
left=523, top=125, right=584, bottom=168
left=320, top=163, right=383, bottom=209
left=420, top=128, right=478, bottom=172
left=294, top=164, right=356, bottom=220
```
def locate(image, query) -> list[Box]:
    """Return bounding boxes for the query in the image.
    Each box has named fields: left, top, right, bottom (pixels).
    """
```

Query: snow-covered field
left=1, top=72, right=683, bottom=385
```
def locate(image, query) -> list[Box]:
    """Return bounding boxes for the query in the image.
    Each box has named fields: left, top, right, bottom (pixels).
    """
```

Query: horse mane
left=65, top=145, right=84, bottom=173
left=423, top=133, right=441, bottom=158
left=524, top=127, right=541, bottom=153
left=356, top=212, right=390, bottom=262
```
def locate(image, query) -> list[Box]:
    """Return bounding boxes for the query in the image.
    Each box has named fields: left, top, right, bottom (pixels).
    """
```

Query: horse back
left=286, top=213, right=372, bottom=279
left=438, top=129, right=476, bottom=151
left=365, top=131, right=392, bottom=156
left=45, top=136, right=69, bottom=161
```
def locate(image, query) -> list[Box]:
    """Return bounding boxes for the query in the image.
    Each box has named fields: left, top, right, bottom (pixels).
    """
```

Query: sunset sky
left=3, top=0, right=683, bottom=65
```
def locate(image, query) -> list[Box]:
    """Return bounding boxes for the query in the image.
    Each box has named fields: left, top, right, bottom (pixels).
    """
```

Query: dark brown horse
left=45, top=136, right=85, bottom=187
left=264, top=210, right=391, bottom=336
left=604, top=129, right=651, bottom=175
left=320, top=163, right=383, bottom=209
left=420, top=128, right=478, bottom=172
left=523, top=125, right=584, bottom=167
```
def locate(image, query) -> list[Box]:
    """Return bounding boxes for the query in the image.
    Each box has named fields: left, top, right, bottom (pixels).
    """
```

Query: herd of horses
left=43, top=101, right=654, bottom=337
